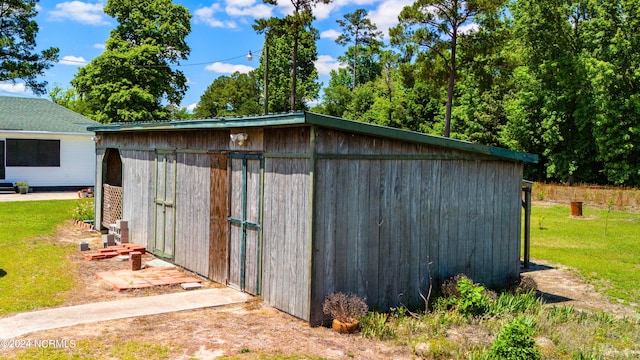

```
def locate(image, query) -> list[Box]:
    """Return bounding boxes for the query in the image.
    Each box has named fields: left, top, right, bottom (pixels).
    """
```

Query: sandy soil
left=1, top=221, right=636, bottom=359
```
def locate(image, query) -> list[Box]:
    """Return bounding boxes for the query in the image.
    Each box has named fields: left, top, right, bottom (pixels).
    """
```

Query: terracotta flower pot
left=332, top=319, right=359, bottom=334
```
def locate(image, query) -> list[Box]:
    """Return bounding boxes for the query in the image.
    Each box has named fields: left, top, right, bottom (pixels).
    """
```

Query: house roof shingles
left=0, top=96, right=98, bottom=134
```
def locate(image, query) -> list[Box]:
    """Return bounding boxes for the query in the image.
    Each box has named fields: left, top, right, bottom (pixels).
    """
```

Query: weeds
left=360, top=312, right=395, bottom=340
left=488, top=316, right=541, bottom=360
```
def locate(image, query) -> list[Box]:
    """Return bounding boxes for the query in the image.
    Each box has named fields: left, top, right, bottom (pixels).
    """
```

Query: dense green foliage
left=71, top=0, right=191, bottom=123
left=194, top=72, right=262, bottom=118
left=0, top=0, right=59, bottom=94
left=313, top=0, right=640, bottom=186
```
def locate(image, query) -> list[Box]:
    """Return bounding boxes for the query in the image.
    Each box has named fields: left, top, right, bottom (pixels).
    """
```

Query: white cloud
left=275, top=0, right=379, bottom=20
left=315, top=55, right=343, bottom=76
left=194, top=4, right=237, bottom=28
left=459, top=23, right=479, bottom=34
left=225, top=3, right=272, bottom=18
left=48, top=1, right=109, bottom=26
left=93, top=43, right=105, bottom=49
left=320, top=29, right=341, bottom=40
left=186, top=103, right=198, bottom=112
left=0, top=82, right=29, bottom=93
left=205, top=62, right=254, bottom=74
left=368, top=0, right=413, bottom=38
left=59, top=55, right=87, bottom=66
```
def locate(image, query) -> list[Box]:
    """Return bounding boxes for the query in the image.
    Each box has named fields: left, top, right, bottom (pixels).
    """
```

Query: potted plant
left=322, top=292, right=368, bottom=334
left=15, top=181, right=29, bottom=194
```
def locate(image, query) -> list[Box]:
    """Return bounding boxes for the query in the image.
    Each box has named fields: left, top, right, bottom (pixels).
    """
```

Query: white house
left=0, top=96, right=98, bottom=191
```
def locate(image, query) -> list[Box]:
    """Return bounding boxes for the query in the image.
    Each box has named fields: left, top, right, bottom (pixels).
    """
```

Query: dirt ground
left=1, top=221, right=637, bottom=359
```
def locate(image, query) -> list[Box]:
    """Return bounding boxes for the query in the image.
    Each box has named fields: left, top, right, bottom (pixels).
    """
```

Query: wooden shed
left=89, top=112, right=537, bottom=324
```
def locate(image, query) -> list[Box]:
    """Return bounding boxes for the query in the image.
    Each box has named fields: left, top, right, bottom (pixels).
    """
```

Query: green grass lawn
left=528, top=203, right=640, bottom=303
left=0, top=200, right=80, bottom=316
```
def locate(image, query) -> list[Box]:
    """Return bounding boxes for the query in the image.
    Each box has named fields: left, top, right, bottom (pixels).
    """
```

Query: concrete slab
left=0, top=192, right=80, bottom=202
left=0, top=288, right=250, bottom=339
left=145, top=259, right=176, bottom=268
left=181, top=282, right=203, bottom=290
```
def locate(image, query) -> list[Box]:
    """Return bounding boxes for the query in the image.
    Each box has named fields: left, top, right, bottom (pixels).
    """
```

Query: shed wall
left=98, top=130, right=227, bottom=274
left=174, top=153, right=211, bottom=276
left=120, top=150, right=155, bottom=249
left=261, top=127, right=312, bottom=321
left=310, top=128, right=523, bottom=325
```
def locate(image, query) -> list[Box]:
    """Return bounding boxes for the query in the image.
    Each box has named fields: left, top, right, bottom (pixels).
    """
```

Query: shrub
left=71, top=200, right=94, bottom=221
left=322, top=292, right=368, bottom=323
left=436, top=275, right=490, bottom=317
left=488, top=316, right=541, bottom=360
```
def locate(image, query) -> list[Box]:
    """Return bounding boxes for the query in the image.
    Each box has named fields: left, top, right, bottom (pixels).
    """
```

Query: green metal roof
left=88, top=111, right=538, bottom=163
left=0, top=96, right=98, bottom=134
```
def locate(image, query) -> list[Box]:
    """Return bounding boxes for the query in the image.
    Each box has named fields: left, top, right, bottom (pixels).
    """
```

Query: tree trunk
left=352, top=40, right=358, bottom=90
left=444, top=28, right=457, bottom=138
left=291, top=27, right=299, bottom=111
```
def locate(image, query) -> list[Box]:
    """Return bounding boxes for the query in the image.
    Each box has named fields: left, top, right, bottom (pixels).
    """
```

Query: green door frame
left=153, top=150, right=177, bottom=259
left=228, top=153, right=263, bottom=294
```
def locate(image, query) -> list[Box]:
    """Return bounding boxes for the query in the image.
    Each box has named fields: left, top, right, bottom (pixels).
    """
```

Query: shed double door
left=153, top=151, right=176, bottom=259
left=228, top=154, right=262, bottom=295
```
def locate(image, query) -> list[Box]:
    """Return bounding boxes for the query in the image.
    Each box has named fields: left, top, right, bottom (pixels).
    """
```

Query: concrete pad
left=0, top=288, right=250, bottom=339
left=145, top=259, right=176, bottom=268
left=0, top=192, right=80, bottom=202
left=181, top=282, right=203, bottom=290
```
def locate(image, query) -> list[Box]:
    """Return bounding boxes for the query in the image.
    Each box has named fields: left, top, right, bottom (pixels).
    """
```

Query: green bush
left=436, top=276, right=490, bottom=317
left=488, top=316, right=541, bottom=360
left=71, top=199, right=94, bottom=221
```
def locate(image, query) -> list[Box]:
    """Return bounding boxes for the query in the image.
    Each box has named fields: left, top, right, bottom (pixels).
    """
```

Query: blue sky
left=0, top=0, right=414, bottom=112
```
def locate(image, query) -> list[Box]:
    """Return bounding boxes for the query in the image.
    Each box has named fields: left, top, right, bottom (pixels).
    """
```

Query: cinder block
left=80, top=242, right=89, bottom=251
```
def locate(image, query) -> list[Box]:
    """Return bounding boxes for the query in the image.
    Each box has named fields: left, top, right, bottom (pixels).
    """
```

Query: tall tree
left=195, top=72, right=262, bottom=118
left=261, top=0, right=330, bottom=111
left=253, top=13, right=321, bottom=113
left=584, top=0, right=640, bottom=185
left=0, top=0, right=59, bottom=94
left=391, top=0, right=502, bottom=137
left=335, top=9, right=383, bottom=89
left=505, top=0, right=601, bottom=183
left=49, top=84, right=91, bottom=116
left=71, top=0, right=191, bottom=123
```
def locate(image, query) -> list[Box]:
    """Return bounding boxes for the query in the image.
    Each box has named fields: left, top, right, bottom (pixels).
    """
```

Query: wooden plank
left=365, top=160, right=380, bottom=307
left=309, top=158, right=337, bottom=324
left=407, top=159, right=421, bottom=307
left=172, top=153, right=210, bottom=276
left=333, top=160, right=348, bottom=293
left=244, top=159, right=261, bottom=295
left=209, top=153, right=228, bottom=283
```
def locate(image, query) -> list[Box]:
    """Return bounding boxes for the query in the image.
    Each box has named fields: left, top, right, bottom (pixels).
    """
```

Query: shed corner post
left=307, top=125, right=318, bottom=324
left=522, top=180, right=533, bottom=270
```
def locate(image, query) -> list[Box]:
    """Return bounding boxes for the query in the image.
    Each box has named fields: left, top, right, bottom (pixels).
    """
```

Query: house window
left=6, top=139, right=61, bottom=167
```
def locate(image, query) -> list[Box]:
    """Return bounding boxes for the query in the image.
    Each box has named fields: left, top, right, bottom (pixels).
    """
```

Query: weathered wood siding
left=95, top=149, right=105, bottom=229
left=310, top=128, right=523, bottom=324
left=97, top=130, right=228, bottom=273
left=120, top=150, right=155, bottom=249
left=261, top=127, right=312, bottom=321
left=174, top=153, right=211, bottom=276
left=209, top=153, right=229, bottom=283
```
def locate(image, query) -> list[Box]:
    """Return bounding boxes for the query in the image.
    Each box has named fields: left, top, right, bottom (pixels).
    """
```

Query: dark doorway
left=102, top=148, right=123, bottom=228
